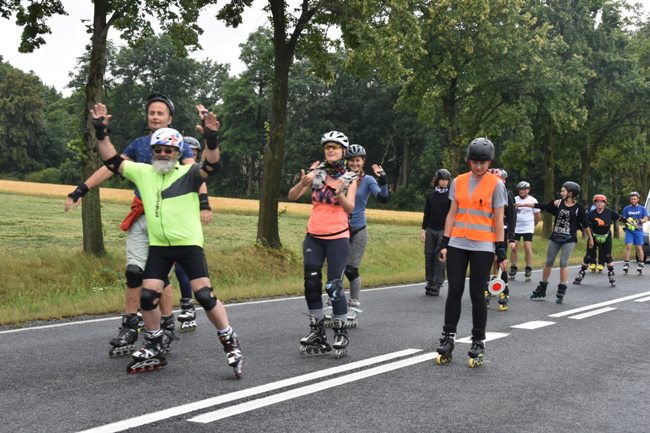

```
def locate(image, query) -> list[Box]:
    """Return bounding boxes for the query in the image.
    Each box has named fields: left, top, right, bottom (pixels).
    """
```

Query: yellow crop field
left=0, top=179, right=422, bottom=224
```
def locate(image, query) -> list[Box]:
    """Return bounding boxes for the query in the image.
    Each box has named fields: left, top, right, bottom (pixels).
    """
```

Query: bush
left=390, top=184, right=425, bottom=211
left=24, top=167, right=63, bottom=184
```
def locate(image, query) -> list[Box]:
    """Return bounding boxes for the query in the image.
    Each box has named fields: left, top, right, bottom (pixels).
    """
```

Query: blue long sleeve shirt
left=349, top=175, right=389, bottom=229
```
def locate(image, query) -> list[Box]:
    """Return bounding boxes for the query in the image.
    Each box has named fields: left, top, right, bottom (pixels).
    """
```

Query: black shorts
left=144, top=245, right=209, bottom=281
left=514, top=233, right=534, bottom=242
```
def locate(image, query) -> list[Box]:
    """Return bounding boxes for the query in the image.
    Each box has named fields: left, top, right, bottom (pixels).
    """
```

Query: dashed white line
left=548, top=291, right=650, bottom=318
left=568, top=307, right=617, bottom=320
left=76, top=348, right=421, bottom=433
left=189, top=352, right=438, bottom=424
left=456, top=332, right=509, bottom=344
left=511, top=321, right=556, bottom=330
left=634, top=296, right=650, bottom=303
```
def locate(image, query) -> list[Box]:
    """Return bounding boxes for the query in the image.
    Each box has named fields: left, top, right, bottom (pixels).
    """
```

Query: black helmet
left=466, top=137, right=494, bottom=161
left=562, top=181, right=581, bottom=198
left=434, top=168, right=451, bottom=186
left=146, top=93, right=176, bottom=117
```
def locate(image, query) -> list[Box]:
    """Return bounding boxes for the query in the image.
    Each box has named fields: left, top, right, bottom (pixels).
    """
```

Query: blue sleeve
left=122, top=138, right=139, bottom=160
left=367, top=176, right=389, bottom=200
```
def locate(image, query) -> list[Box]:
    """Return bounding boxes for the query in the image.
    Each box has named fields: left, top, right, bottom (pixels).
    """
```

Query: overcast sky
left=1, top=1, right=649, bottom=97
left=0, top=0, right=271, bottom=96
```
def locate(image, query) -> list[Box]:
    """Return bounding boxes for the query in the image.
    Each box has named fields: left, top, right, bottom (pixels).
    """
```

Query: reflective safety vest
left=451, top=172, right=499, bottom=242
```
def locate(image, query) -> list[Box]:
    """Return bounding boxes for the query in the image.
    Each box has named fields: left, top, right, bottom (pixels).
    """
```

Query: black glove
left=67, top=183, right=89, bottom=202
left=439, top=236, right=450, bottom=250
left=495, top=242, right=507, bottom=264
left=376, top=168, right=388, bottom=186
left=92, top=117, right=107, bottom=140
left=202, top=119, right=219, bottom=150
left=199, top=193, right=211, bottom=211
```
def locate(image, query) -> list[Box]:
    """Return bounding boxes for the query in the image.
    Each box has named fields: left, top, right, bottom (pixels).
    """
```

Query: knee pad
left=582, top=253, right=592, bottom=264
left=140, top=288, right=161, bottom=311
left=605, top=254, right=613, bottom=263
left=344, top=265, right=359, bottom=282
left=195, top=286, right=218, bottom=311
left=325, top=278, right=345, bottom=303
left=125, top=264, right=143, bottom=289
left=304, top=267, right=323, bottom=304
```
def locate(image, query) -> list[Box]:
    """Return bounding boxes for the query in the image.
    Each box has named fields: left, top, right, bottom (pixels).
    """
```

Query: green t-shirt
left=122, top=161, right=204, bottom=247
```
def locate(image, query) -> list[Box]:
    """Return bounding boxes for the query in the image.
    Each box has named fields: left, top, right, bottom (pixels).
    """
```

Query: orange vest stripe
left=451, top=172, right=499, bottom=242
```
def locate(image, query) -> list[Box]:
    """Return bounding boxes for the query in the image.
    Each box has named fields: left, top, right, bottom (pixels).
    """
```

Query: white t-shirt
left=514, top=195, right=540, bottom=234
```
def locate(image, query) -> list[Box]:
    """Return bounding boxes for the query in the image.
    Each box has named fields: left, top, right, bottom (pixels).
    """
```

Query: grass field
left=0, top=180, right=629, bottom=325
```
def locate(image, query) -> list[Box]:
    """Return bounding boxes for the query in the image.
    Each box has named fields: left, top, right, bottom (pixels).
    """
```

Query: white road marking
left=511, top=321, right=556, bottom=330
left=75, top=348, right=421, bottom=433
left=569, top=307, right=617, bottom=320
left=189, top=352, right=438, bottom=424
left=634, top=296, right=650, bottom=302
left=455, top=332, right=509, bottom=344
left=548, top=291, right=650, bottom=318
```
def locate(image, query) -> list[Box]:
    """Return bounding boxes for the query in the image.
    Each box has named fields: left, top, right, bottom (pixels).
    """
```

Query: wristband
left=67, top=183, right=89, bottom=202
left=92, top=117, right=107, bottom=140
left=440, top=236, right=450, bottom=250
left=199, top=193, right=211, bottom=211
left=495, top=241, right=507, bottom=263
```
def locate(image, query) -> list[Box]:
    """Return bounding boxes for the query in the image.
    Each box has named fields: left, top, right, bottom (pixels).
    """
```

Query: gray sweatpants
left=346, top=227, right=368, bottom=300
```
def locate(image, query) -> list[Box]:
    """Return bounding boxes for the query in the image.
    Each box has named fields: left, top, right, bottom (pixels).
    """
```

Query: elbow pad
left=103, top=153, right=124, bottom=174
left=201, top=159, right=222, bottom=176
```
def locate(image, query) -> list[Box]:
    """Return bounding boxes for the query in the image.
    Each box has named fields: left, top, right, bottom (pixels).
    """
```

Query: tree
left=2, top=0, right=222, bottom=255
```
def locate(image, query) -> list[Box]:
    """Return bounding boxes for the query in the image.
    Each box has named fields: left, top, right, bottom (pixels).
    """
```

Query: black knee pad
left=325, top=278, right=345, bottom=302
left=304, top=267, right=322, bottom=304
left=605, top=254, right=613, bottom=263
left=125, top=264, right=143, bottom=288
left=344, top=265, right=359, bottom=282
left=195, top=286, right=218, bottom=311
left=582, top=253, right=592, bottom=264
left=140, top=288, right=161, bottom=311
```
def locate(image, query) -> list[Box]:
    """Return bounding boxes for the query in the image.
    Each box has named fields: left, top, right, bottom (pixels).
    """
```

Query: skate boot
left=498, top=292, right=509, bottom=312
left=331, top=318, right=349, bottom=359
left=136, top=311, right=144, bottom=332
left=323, top=298, right=334, bottom=328
left=589, top=263, right=596, bottom=273
left=597, top=264, right=604, bottom=273
left=468, top=337, right=485, bottom=368
left=607, top=267, right=616, bottom=287
left=299, top=315, right=331, bottom=355
left=160, top=314, right=178, bottom=354
left=623, top=261, right=630, bottom=274
left=425, top=283, right=440, bottom=297
left=219, top=327, right=243, bottom=378
left=508, top=265, right=517, bottom=280
left=573, top=266, right=586, bottom=285
left=435, top=331, right=455, bottom=365
left=177, top=298, right=197, bottom=332
left=346, top=299, right=363, bottom=328
left=109, top=314, right=139, bottom=357
left=530, top=281, right=548, bottom=300
left=127, top=330, right=167, bottom=374
left=556, top=283, right=568, bottom=304
left=637, top=262, right=644, bottom=276
left=524, top=266, right=532, bottom=282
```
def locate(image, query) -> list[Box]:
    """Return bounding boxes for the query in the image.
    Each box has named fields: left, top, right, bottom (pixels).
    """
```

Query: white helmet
left=320, top=131, right=349, bottom=149
left=184, top=137, right=201, bottom=150
left=150, top=128, right=183, bottom=149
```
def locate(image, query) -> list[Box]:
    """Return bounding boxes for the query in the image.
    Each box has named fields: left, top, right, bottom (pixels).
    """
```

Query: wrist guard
left=68, top=183, right=89, bottom=202
left=377, top=172, right=388, bottom=186
left=440, top=236, right=450, bottom=250
left=495, top=242, right=507, bottom=263
left=199, top=193, right=211, bottom=211
left=202, top=121, right=219, bottom=150
left=92, top=117, right=108, bottom=140
left=200, top=159, right=222, bottom=176
left=103, top=153, right=124, bottom=174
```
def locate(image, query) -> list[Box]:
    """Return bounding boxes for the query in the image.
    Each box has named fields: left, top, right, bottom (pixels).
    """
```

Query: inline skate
left=468, top=338, right=485, bottom=368
left=597, top=264, right=604, bottom=273
left=589, top=263, right=596, bottom=273
left=530, top=281, right=548, bottom=300
left=637, top=262, right=644, bottom=276
left=109, top=314, right=139, bottom=357
left=160, top=314, right=178, bottom=354
left=300, top=315, right=331, bottom=355
left=573, top=266, right=586, bottom=285
left=623, top=261, right=630, bottom=274
left=435, top=331, right=455, bottom=365
left=607, top=267, right=616, bottom=287
left=219, top=327, right=243, bottom=378
left=556, top=283, right=567, bottom=304
left=498, top=292, right=509, bottom=312
left=508, top=265, right=517, bottom=280
left=331, top=318, right=349, bottom=359
left=425, top=282, right=440, bottom=297
left=346, top=299, right=363, bottom=328
left=524, top=266, right=532, bottom=282
left=127, top=330, right=167, bottom=374
left=177, top=298, right=197, bottom=332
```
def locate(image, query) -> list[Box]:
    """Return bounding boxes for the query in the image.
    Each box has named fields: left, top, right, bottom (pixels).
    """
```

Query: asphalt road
left=1, top=263, right=649, bottom=433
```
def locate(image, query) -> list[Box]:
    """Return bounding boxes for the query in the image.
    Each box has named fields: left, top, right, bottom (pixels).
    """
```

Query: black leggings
left=585, top=234, right=612, bottom=265
left=303, top=235, right=350, bottom=315
left=443, top=246, right=495, bottom=341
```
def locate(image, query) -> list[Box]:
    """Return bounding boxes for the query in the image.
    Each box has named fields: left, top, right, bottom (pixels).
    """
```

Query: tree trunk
left=257, top=1, right=291, bottom=249
left=542, top=127, right=555, bottom=238
left=580, top=137, right=590, bottom=204
left=398, top=135, right=410, bottom=188
left=80, top=1, right=109, bottom=256
left=442, top=78, right=460, bottom=174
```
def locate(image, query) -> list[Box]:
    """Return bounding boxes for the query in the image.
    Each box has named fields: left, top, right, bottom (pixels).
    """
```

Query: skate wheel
left=436, top=355, right=443, bottom=365
left=334, top=349, right=347, bottom=359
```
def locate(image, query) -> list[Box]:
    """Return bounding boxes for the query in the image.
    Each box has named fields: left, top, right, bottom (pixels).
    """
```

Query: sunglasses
left=323, top=144, right=342, bottom=150
left=153, top=147, right=176, bottom=154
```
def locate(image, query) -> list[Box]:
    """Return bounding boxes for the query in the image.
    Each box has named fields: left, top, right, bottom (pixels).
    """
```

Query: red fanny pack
left=120, top=196, right=144, bottom=232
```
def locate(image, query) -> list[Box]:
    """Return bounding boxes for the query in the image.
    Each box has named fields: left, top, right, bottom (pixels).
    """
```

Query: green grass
left=0, top=191, right=629, bottom=325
